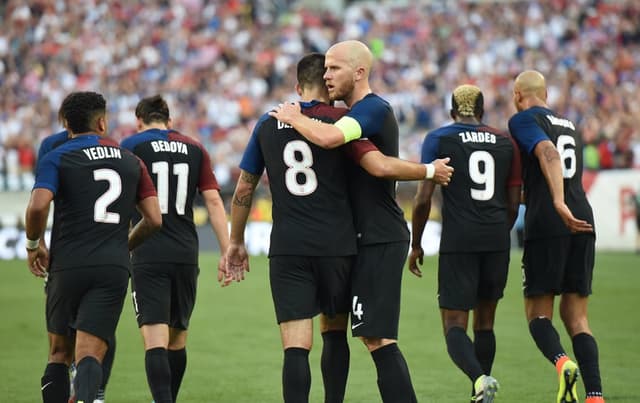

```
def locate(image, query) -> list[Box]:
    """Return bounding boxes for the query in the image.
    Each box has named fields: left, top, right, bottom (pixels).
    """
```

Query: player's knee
left=360, top=337, right=395, bottom=352
left=319, top=313, right=348, bottom=333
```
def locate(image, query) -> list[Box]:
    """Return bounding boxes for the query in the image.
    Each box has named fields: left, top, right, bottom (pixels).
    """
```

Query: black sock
left=168, top=348, right=187, bottom=402
left=474, top=329, right=496, bottom=375
left=529, top=317, right=567, bottom=365
left=572, top=333, right=603, bottom=398
left=321, top=331, right=349, bottom=403
left=445, top=327, right=484, bottom=383
left=370, top=343, right=417, bottom=403
left=282, top=347, right=311, bottom=403
left=41, top=362, right=69, bottom=403
left=75, top=356, right=103, bottom=403
left=145, top=347, right=172, bottom=403
left=99, top=334, right=116, bottom=396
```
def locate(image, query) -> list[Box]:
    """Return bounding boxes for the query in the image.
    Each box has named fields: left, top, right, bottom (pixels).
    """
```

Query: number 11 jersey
left=121, top=129, right=220, bottom=264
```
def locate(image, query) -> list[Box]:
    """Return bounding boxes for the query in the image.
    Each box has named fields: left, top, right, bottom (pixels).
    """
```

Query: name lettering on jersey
left=277, top=118, right=322, bottom=130
left=545, top=115, right=575, bottom=130
left=458, top=131, right=496, bottom=144
left=150, top=140, right=188, bottom=155
left=83, top=146, right=122, bottom=160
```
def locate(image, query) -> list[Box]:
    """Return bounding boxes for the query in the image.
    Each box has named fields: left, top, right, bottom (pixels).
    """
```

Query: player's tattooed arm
left=232, top=171, right=260, bottom=208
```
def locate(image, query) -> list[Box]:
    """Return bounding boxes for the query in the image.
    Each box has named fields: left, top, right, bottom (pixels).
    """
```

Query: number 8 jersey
left=239, top=101, right=357, bottom=257
left=34, top=135, right=157, bottom=271
left=121, top=129, right=220, bottom=264
left=508, top=106, right=594, bottom=240
left=421, top=123, right=522, bottom=253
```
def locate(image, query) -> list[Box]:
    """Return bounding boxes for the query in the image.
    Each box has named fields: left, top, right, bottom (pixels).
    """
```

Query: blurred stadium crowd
left=1, top=0, right=639, bottom=196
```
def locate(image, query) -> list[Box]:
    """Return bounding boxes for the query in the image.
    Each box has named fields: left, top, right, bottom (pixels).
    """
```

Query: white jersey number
left=152, top=161, right=190, bottom=215
left=283, top=140, right=317, bottom=196
left=556, top=135, right=577, bottom=179
left=469, top=150, right=495, bottom=201
left=93, top=168, right=122, bottom=224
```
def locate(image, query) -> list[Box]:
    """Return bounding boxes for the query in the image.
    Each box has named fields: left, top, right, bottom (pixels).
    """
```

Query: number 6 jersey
left=421, top=123, right=521, bottom=253
left=34, top=135, right=157, bottom=271
left=508, top=106, right=594, bottom=240
left=121, top=129, right=220, bottom=264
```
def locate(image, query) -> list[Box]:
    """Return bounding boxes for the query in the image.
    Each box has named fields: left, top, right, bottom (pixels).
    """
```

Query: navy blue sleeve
left=33, top=151, right=61, bottom=194
left=38, top=130, right=68, bottom=162
left=346, top=96, right=390, bottom=138
left=239, top=114, right=267, bottom=175
left=508, top=111, right=549, bottom=155
left=420, top=130, right=441, bottom=163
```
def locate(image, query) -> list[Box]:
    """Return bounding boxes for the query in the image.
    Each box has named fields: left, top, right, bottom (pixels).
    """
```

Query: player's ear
left=295, top=83, right=303, bottom=97
left=97, top=115, right=107, bottom=135
left=449, top=109, right=456, bottom=120
left=166, top=118, right=173, bottom=130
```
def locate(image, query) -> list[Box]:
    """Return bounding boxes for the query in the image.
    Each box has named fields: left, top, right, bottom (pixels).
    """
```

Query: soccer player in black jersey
left=509, top=70, right=604, bottom=403
left=120, top=95, right=230, bottom=403
left=270, top=41, right=453, bottom=403
left=410, top=85, right=522, bottom=403
left=37, top=127, right=118, bottom=403
left=25, top=91, right=162, bottom=403
left=228, top=52, right=450, bottom=403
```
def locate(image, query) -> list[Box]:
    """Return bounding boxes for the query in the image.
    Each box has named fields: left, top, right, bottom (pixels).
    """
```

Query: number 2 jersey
left=240, top=101, right=357, bottom=257
left=121, top=129, right=220, bottom=265
left=508, top=106, right=594, bottom=240
left=34, top=135, right=157, bottom=271
left=421, top=122, right=521, bottom=253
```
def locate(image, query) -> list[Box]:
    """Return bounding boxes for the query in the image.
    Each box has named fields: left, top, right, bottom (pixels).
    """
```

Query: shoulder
left=351, top=94, right=391, bottom=113
left=302, top=102, right=348, bottom=121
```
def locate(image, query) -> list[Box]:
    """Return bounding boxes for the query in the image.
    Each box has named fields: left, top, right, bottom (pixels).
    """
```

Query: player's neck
left=345, top=86, right=372, bottom=108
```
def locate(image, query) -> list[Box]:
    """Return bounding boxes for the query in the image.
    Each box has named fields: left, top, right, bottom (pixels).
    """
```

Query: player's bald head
left=327, top=40, right=373, bottom=74
left=514, top=70, right=546, bottom=98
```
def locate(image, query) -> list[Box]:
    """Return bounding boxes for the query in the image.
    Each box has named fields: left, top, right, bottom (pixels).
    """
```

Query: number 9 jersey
left=34, top=135, right=157, bottom=271
left=121, top=129, right=220, bottom=265
left=508, top=106, right=594, bottom=240
left=421, top=123, right=522, bottom=253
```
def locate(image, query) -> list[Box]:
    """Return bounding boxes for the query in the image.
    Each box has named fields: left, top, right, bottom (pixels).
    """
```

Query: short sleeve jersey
left=37, top=130, right=70, bottom=165
left=34, top=135, right=157, bottom=272
left=421, top=123, right=522, bottom=252
left=240, top=101, right=357, bottom=257
left=343, top=94, right=409, bottom=246
left=121, top=129, right=219, bottom=264
left=508, top=106, right=594, bottom=240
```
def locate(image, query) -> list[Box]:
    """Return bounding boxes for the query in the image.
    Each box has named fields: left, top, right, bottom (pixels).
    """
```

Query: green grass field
left=1, top=251, right=638, bottom=402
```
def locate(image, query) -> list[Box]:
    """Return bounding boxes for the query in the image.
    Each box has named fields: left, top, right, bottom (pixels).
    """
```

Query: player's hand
left=217, top=253, right=234, bottom=287
left=554, top=202, right=594, bottom=233
left=432, top=157, right=453, bottom=186
left=268, top=101, right=301, bottom=125
left=27, top=245, right=49, bottom=278
left=408, top=246, right=424, bottom=278
left=224, top=243, right=250, bottom=284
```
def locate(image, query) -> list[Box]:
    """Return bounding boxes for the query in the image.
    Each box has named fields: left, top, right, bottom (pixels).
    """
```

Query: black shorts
left=131, top=263, right=199, bottom=330
left=438, top=251, right=510, bottom=311
left=522, top=234, right=595, bottom=297
left=46, top=266, right=129, bottom=342
left=269, top=256, right=353, bottom=324
left=350, top=242, right=408, bottom=339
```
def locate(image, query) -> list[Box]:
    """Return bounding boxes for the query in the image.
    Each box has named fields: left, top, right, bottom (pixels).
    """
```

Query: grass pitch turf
left=1, top=251, right=638, bottom=402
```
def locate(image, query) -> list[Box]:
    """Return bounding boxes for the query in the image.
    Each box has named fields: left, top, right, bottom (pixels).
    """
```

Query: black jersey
left=509, top=106, right=594, bottom=240
left=421, top=123, right=521, bottom=252
left=34, top=135, right=157, bottom=271
left=121, top=129, right=219, bottom=264
left=239, top=101, right=357, bottom=257
left=342, top=94, right=409, bottom=246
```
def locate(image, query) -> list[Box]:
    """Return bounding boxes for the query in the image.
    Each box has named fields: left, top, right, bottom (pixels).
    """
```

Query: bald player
left=270, top=40, right=455, bottom=402
left=410, top=84, right=521, bottom=403
left=509, top=70, right=604, bottom=403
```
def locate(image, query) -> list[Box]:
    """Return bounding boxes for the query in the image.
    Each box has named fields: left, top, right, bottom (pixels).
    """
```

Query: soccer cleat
left=472, top=375, right=499, bottom=403
left=68, top=362, right=77, bottom=403
left=93, top=400, right=105, bottom=403
left=557, top=359, right=579, bottom=403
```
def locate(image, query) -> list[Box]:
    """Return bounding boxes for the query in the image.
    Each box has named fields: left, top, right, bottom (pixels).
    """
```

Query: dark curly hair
left=58, top=91, right=106, bottom=134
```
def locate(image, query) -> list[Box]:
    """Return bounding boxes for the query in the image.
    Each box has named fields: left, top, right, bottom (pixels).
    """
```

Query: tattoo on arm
left=232, top=171, right=260, bottom=208
left=541, top=144, right=560, bottom=163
